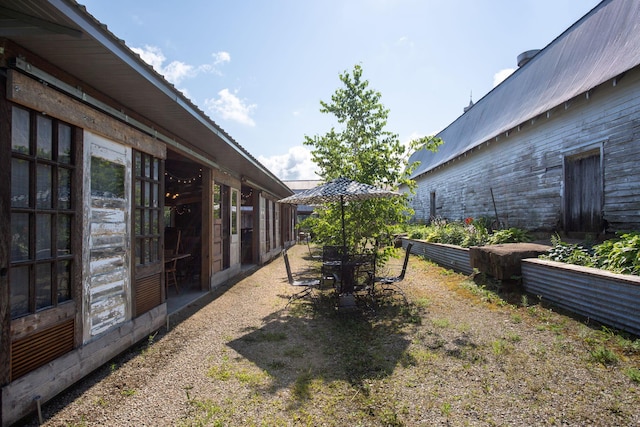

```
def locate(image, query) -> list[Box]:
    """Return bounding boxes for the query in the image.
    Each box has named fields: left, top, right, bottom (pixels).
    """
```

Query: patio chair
left=321, top=245, right=344, bottom=288
left=283, top=249, right=321, bottom=307
left=376, top=243, right=413, bottom=285
left=164, top=228, right=182, bottom=294
left=374, top=243, right=413, bottom=302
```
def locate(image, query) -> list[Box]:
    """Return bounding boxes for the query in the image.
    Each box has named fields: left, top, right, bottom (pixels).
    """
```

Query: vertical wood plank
left=201, top=168, right=212, bottom=290
left=0, top=74, right=11, bottom=388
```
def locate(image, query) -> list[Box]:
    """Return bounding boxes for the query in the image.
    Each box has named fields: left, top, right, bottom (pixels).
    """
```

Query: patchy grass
left=33, top=244, right=640, bottom=427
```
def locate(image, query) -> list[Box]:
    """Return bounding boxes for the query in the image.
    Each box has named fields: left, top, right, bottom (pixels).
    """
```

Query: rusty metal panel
left=403, top=240, right=473, bottom=275
left=135, top=274, right=162, bottom=316
left=10, top=318, right=74, bottom=381
left=522, top=259, right=640, bottom=336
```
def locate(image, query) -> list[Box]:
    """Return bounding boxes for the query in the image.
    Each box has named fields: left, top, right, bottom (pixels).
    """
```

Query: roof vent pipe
left=517, top=49, right=540, bottom=67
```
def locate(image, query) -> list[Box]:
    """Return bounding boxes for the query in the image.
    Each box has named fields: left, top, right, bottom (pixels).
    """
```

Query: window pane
left=58, top=124, right=72, bottom=163
left=152, top=183, right=159, bottom=208
left=37, top=164, right=52, bottom=208
left=144, top=239, right=151, bottom=264
left=57, top=261, right=71, bottom=303
left=37, top=115, right=53, bottom=159
left=147, top=209, right=155, bottom=235
left=58, top=167, right=71, bottom=209
left=35, top=263, right=52, bottom=310
left=91, top=156, right=125, bottom=198
left=135, top=238, right=142, bottom=265
left=11, top=107, right=30, bottom=154
left=232, top=190, right=238, bottom=235
left=144, top=210, right=150, bottom=235
left=135, top=181, right=141, bottom=206
left=10, top=266, right=30, bottom=318
left=135, top=210, right=142, bottom=235
left=58, top=214, right=71, bottom=255
left=134, top=151, right=142, bottom=177
left=11, top=213, right=30, bottom=261
left=144, top=155, right=151, bottom=178
left=144, top=181, right=150, bottom=207
left=150, top=237, right=159, bottom=261
left=152, top=158, right=159, bottom=180
left=36, top=214, right=52, bottom=259
left=213, top=184, right=221, bottom=219
left=153, top=210, right=161, bottom=234
left=11, top=158, right=29, bottom=207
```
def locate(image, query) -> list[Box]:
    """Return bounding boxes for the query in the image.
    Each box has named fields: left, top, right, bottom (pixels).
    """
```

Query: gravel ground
left=20, top=243, right=640, bottom=426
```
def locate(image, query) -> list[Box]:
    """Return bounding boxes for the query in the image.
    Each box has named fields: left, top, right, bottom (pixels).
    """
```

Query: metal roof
left=0, top=0, right=293, bottom=198
left=409, top=0, right=640, bottom=179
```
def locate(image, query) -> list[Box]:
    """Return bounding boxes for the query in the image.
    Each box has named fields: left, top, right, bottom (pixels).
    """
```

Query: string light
left=164, top=168, right=203, bottom=185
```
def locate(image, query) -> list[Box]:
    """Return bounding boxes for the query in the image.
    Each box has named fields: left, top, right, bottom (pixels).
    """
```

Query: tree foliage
left=301, top=64, right=440, bottom=252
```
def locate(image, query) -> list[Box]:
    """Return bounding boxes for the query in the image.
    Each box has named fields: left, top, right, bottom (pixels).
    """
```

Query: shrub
left=540, top=234, right=595, bottom=267
left=594, top=232, right=640, bottom=275
left=405, top=218, right=529, bottom=247
left=540, top=232, right=640, bottom=276
left=486, top=228, right=532, bottom=245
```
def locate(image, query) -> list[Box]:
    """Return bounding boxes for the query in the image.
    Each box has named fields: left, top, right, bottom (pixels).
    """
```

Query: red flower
left=465, top=217, right=473, bottom=225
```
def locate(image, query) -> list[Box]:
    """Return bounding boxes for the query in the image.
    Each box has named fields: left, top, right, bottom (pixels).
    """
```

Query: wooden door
left=564, top=151, right=603, bottom=233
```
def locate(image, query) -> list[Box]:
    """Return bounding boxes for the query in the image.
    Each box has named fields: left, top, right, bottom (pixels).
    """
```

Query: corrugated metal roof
left=0, top=0, right=293, bottom=198
left=409, top=0, right=640, bottom=179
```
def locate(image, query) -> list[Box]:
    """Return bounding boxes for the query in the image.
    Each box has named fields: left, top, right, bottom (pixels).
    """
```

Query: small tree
left=302, top=64, right=440, bottom=252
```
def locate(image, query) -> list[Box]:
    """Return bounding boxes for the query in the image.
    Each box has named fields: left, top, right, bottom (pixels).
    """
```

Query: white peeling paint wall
left=82, top=132, right=131, bottom=343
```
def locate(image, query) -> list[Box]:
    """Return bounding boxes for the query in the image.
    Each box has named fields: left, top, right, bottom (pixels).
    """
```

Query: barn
left=406, top=0, right=640, bottom=237
left=0, top=1, right=295, bottom=425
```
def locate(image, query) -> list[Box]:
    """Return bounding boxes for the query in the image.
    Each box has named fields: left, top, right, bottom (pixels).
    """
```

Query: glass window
left=134, top=150, right=162, bottom=266
left=10, top=107, right=76, bottom=319
left=231, top=189, right=238, bottom=235
left=11, top=158, right=29, bottom=207
left=11, top=107, right=29, bottom=154
left=91, top=156, right=125, bottom=199
left=36, top=115, right=53, bottom=160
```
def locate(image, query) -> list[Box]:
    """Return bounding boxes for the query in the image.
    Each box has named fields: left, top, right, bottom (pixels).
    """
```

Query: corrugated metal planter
left=522, top=259, right=640, bottom=336
left=402, top=239, right=473, bottom=275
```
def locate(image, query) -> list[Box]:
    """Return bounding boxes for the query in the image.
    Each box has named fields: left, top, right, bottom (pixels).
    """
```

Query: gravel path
left=21, top=244, right=640, bottom=426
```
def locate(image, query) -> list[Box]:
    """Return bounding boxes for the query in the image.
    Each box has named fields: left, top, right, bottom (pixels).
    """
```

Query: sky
left=80, top=0, right=602, bottom=181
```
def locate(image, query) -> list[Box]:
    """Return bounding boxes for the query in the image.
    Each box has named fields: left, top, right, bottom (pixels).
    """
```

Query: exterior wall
left=411, top=67, right=640, bottom=233
left=2, top=72, right=165, bottom=426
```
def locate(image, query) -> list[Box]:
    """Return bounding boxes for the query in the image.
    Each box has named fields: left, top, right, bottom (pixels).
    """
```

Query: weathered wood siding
left=410, top=67, right=640, bottom=233
left=83, top=133, right=131, bottom=342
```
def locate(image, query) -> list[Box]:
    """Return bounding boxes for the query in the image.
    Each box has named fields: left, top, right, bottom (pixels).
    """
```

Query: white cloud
left=162, top=60, right=195, bottom=84
left=213, top=51, right=231, bottom=65
left=205, top=89, right=256, bottom=126
left=493, top=68, right=515, bottom=87
left=258, top=146, right=320, bottom=180
left=131, top=45, right=229, bottom=85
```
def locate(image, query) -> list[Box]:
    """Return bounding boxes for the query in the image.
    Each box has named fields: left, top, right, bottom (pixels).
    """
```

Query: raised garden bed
left=522, top=259, right=640, bottom=336
left=402, top=238, right=640, bottom=336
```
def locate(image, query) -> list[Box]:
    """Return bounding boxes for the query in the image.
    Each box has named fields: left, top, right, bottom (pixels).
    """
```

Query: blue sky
left=80, top=0, right=601, bottom=181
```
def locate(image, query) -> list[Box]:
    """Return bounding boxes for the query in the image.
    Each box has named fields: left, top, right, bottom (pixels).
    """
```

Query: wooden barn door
left=564, top=150, right=603, bottom=233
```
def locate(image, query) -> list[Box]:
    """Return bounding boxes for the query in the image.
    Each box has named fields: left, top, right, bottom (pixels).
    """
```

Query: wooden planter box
left=402, top=239, right=473, bottom=275
left=522, top=259, right=640, bottom=336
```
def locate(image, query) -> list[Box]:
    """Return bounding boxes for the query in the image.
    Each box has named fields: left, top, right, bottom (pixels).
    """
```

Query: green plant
left=540, top=234, right=595, bottom=266
left=292, top=370, right=314, bottom=401
left=594, top=232, right=640, bottom=275
left=590, top=346, right=619, bottom=366
left=487, top=228, right=531, bottom=245
left=625, top=367, right=640, bottom=383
